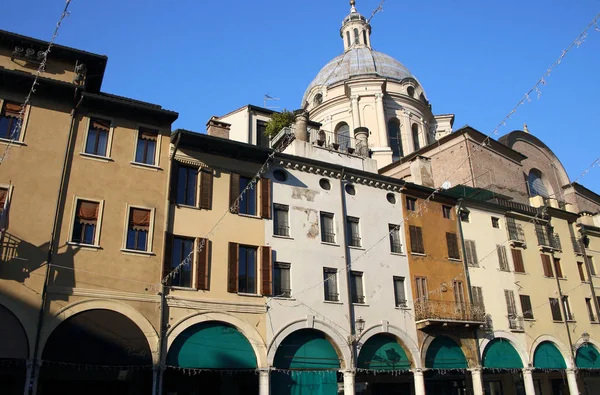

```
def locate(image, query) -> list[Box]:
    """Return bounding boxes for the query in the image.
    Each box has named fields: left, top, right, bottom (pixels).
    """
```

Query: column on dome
left=375, top=93, right=388, bottom=148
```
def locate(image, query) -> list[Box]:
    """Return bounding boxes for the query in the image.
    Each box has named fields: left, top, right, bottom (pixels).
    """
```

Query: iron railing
left=414, top=300, right=486, bottom=323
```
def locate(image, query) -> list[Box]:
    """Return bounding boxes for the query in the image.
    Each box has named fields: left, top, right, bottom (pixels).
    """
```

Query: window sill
left=349, top=245, right=364, bottom=250
left=120, top=249, right=155, bottom=257
left=0, top=138, right=25, bottom=147
left=448, top=258, right=462, bottom=262
left=130, top=161, right=162, bottom=171
left=67, top=242, right=101, bottom=251
left=323, top=300, right=343, bottom=305
left=321, top=241, right=340, bottom=247
left=410, top=252, right=427, bottom=257
left=272, top=234, right=293, bottom=240
left=390, top=252, right=406, bottom=256
left=80, top=152, right=113, bottom=162
left=237, top=293, right=263, bottom=298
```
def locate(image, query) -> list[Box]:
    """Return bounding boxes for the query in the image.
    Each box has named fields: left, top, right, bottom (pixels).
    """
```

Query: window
left=586, top=298, right=596, bottom=322
left=520, top=295, right=534, bottom=319
left=347, top=217, right=361, bottom=247
left=415, top=277, right=428, bottom=301
left=554, top=258, right=564, bottom=278
left=409, top=226, right=424, bottom=254
left=389, top=224, right=402, bottom=253
left=512, top=249, right=525, bottom=273
left=460, top=210, right=470, bottom=223
left=549, top=298, right=562, bottom=321
left=541, top=254, right=554, bottom=277
left=412, top=123, right=420, bottom=151
left=274, top=263, right=291, bottom=298
left=320, top=212, right=335, bottom=243
left=446, top=233, right=460, bottom=260
left=71, top=200, right=100, bottom=245
left=323, top=268, right=338, bottom=301
left=578, top=262, right=587, bottom=282
left=563, top=296, right=574, bottom=321
left=351, top=271, right=365, bottom=304
left=465, top=240, right=478, bottom=267
left=393, top=277, right=406, bottom=307
left=471, top=286, right=484, bottom=308
left=387, top=118, right=403, bottom=160
left=134, top=128, right=158, bottom=165
left=491, top=217, right=500, bottom=228
left=335, top=122, right=350, bottom=151
left=238, top=246, right=257, bottom=294
left=0, top=101, right=24, bottom=140
left=239, top=175, right=257, bottom=216
left=406, top=197, right=417, bottom=211
left=176, top=165, right=198, bottom=206
left=126, top=207, right=151, bottom=252
left=497, top=245, right=509, bottom=271
left=273, top=204, right=290, bottom=237
left=505, top=290, right=517, bottom=319
left=85, top=118, right=110, bottom=157
left=442, top=205, right=452, bottom=219
left=171, top=237, right=194, bottom=288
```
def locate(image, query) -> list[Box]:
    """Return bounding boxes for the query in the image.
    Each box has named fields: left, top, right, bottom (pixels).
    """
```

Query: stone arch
left=39, top=299, right=159, bottom=364
left=420, top=334, right=476, bottom=368
left=358, top=324, right=421, bottom=368
left=268, top=318, right=351, bottom=369
left=480, top=331, right=529, bottom=366
left=529, top=335, right=573, bottom=369
left=167, top=311, right=267, bottom=369
left=0, top=294, right=35, bottom=359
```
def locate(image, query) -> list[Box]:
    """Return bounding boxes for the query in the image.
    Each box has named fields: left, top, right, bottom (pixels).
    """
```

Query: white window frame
left=131, top=124, right=162, bottom=169
left=121, top=203, right=156, bottom=255
left=0, top=97, right=31, bottom=144
left=67, top=196, right=104, bottom=248
left=80, top=114, right=115, bottom=161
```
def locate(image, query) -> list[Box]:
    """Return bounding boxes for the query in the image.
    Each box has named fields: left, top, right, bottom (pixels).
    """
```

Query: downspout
left=29, top=87, right=83, bottom=395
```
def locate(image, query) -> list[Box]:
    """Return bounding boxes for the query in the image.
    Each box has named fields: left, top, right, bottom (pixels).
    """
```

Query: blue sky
left=3, top=0, right=599, bottom=192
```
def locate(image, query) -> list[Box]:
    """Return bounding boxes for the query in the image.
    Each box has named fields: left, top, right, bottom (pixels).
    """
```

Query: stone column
left=259, top=369, right=270, bottom=395
left=522, top=368, right=536, bottom=395
left=412, top=368, right=426, bottom=395
left=470, top=368, right=484, bottom=395
left=403, top=110, right=415, bottom=155
left=343, top=369, right=355, bottom=394
left=566, top=368, right=580, bottom=395
left=375, top=93, right=388, bottom=148
left=351, top=96, right=361, bottom=131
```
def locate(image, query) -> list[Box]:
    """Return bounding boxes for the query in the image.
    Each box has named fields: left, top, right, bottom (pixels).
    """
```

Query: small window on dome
left=407, top=86, right=415, bottom=98
left=314, top=94, right=323, bottom=106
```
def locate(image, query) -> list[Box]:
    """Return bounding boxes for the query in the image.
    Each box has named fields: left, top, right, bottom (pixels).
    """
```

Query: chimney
left=409, top=155, right=434, bottom=188
left=354, top=127, right=369, bottom=157
left=294, top=111, right=308, bottom=142
left=206, top=117, right=231, bottom=139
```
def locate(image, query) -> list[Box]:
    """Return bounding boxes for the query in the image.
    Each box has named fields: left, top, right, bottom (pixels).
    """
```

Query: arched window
left=346, top=31, right=351, bottom=48
left=387, top=118, right=403, bottom=161
left=354, top=28, right=359, bottom=44
left=335, top=122, right=350, bottom=151
left=528, top=169, right=549, bottom=198
left=362, top=30, right=368, bottom=46
left=407, top=86, right=415, bottom=98
left=412, top=123, right=420, bottom=151
left=313, top=93, right=323, bottom=106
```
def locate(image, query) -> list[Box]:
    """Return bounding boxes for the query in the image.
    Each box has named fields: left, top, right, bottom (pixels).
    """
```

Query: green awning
left=167, top=322, right=256, bottom=369
left=357, top=334, right=411, bottom=370
left=482, top=339, right=523, bottom=369
left=533, top=342, right=566, bottom=369
left=273, top=329, right=340, bottom=369
left=425, top=336, right=467, bottom=369
left=576, top=344, right=600, bottom=369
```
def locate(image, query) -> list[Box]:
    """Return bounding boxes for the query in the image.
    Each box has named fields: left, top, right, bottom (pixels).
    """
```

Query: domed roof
left=302, top=47, right=415, bottom=106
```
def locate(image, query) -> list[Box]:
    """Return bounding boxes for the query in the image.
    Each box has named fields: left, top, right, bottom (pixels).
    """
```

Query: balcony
left=508, top=316, right=524, bottom=332
left=414, top=300, right=486, bottom=329
left=572, top=237, right=584, bottom=255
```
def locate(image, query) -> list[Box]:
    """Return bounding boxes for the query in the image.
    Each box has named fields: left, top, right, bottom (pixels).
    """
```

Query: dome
left=302, top=47, right=415, bottom=106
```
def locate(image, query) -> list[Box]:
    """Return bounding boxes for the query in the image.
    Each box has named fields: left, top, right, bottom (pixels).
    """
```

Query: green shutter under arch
left=357, top=334, right=411, bottom=370
left=167, top=322, right=257, bottom=369
left=533, top=341, right=566, bottom=369
left=425, top=336, right=467, bottom=369
left=273, top=329, right=340, bottom=370
left=482, top=339, right=523, bottom=369
left=576, top=344, right=600, bottom=369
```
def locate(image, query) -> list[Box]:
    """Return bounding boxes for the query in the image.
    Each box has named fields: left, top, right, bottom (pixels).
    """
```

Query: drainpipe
left=29, top=87, right=83, bottom=395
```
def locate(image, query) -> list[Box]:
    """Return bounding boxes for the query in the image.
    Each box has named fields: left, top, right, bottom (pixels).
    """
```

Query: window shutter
left=512, top=249, right=525, bottom=273
left=520, top=295, right=533, bottom=319
left=169, top=161, right=180, bottom=202
left=541, top=254, right=553, bottom=277
left=261, top=246, right=272, bottom=296
left=162, top=233, right=174, bottom=286
left=229, top=173, right=240, bottom=214
left=228, top=242, right=239, bottom=293
left=199, top=168, right=213, bottom=210
left=260, top=177, right=272, bottom=219
left=195, top=238, right=209, bottom=290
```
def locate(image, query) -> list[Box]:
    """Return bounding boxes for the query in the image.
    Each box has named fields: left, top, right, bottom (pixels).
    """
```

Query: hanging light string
left=0, top=0, right=73, bottom=166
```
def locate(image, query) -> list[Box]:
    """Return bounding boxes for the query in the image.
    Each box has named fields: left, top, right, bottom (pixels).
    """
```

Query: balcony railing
left=508, top=316, right=524, bottom=331
left=572, top=237, right=584, bottom=255
left=414, top=300, right=486, bottom=325
left=507, top=222, right=526, bottom=243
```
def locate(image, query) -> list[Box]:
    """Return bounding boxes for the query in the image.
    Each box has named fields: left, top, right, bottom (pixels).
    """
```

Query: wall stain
left=291, top=187, right=319, bottom=202
left=293, top=206, right=319, bottom=239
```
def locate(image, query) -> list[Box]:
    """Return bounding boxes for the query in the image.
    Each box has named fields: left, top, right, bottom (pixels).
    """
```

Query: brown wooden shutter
left=260, top=178, right=272, bottom=219
left=541, top=254, right=553, bottom=277
left=169, top=161, right=180, bottom=202
left=162, top=233, right=174, bottom=286
left=195, top=238, right=209, bottom=290
left=229, top=173, right=240, bottom=214
left=261, top=246, right=272, bottom=296
left=512, top=249, right=525, bottom=273
left=228, top=242, right=239, bottom=293
left=199, top=168, right=214, bottom=210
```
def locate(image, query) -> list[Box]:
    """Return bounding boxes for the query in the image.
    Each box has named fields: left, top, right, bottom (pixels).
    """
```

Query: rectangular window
left=172, top=237, right=194, bottom=288
left=393, top=277, right=406, bottom=307
left=134, top=128, right=158, bottom=165
left=406, top=197, right=417, bottom=211
left=71, top=200, right=100, bottom=245
left=554, top=258, right=564, bottom=278
left=460, top=210, right=470, bottom=223
left=320, top=212, right=335, bottom=243
left=465, top=240, right=479, bottom=267
left=549, top=298, right=562, bottom=321
left=471, top=286, right=484, bottom=308
left=126, top=207, right=151, bottom=251
left=512, top=249, right=525, bottom=273
left=446, top=232, right=460, bottom=260
left=176, top=165, right=198, bottom=206
left=578, top=262, right=587, bottom=282
left=239, top=175, right=257, bottom=216
left=586, top=298, right=596, bottom=322
left=563, top=296, right=574, bottom=321
left=323, top=268, right=338, bottom=301
left=520, top=295, right=534, bottom=319
left=238, top=246, right=257, bottom=294
left=347, top=217, right=361, bottom=247
left=389, top=224, right=402, bottom=253
left=351, top=271, right=365, bottom=304
left=505, top=290, right=517, bottom=318
left=409, top=226, right=425, bottom=254
left=274, top=262, right=291, bottom=298
left=415, top=277, right=428, bottom=301
left=497, top=245, right=510, bottom=271
left=0, top=101, right=24, bottom=140
left=541, top=254, right=554, bottom=277
left=442, top=205, right=452, bottom=219
left=491, top=217, right=500, bottom=228
left=85, top=117, right=110, bottom=157
left=273, top=204, right=290, bottom=236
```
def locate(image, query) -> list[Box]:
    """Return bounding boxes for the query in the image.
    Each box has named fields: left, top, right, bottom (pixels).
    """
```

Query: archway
left=0, top=304, right=28, bottom=395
